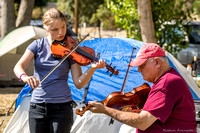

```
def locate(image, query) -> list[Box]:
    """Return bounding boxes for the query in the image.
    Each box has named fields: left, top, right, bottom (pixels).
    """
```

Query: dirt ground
left=0, top=87, right=22, bottom=133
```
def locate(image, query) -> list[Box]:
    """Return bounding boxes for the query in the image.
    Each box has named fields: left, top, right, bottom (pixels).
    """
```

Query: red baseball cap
left=129, top=43, right=165, bottom=67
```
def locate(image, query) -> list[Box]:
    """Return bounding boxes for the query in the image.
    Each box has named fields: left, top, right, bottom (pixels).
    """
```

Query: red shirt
left=137, top=68, right=197, bottom=133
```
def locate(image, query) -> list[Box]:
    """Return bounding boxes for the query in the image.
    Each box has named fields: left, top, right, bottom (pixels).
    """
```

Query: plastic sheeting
left=68, top=37, right=151, bottom=102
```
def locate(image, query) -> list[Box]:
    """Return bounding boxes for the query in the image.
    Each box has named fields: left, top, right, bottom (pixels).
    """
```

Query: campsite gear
left=75, top=47, right=150, bottom=116
left=28, top=34, right=89, bottom=94
left=51, top=35, right=119, bottom=76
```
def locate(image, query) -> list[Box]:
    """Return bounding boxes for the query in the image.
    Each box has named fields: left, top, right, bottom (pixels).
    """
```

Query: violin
left=28, top=34, right=118, bottom=94
left=51, top=35, right=119, bottom=76
left=104, top=83, right=150, bottom=112
left=75, top=83, right=151, bottom=116
left=75, top=47, right=151, bottom=116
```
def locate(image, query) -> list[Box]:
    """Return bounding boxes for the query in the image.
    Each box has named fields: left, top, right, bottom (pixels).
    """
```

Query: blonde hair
left=42, top=8, right=67, bottom=28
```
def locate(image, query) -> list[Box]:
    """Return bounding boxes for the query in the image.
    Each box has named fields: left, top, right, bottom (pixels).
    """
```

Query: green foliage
left=35, top=0, right=48, bottom=7
left=90, top=4, right=116, bottom=29
left=107, top=0, right=140, bottom=39
left=193, top=0, right=200, bottom=18
left=57, top=0, right=74, bottom=23
left=14, top=0, right=55, bottom=21
left=32, top=0, right=52, bottom=19
left=107, top=0, right=195, bottom=57
left=49, top=0, right=57, bottom=2
left=57, top=0, right=104, bottom=25
left=32, top=7, right=43, bottom=19
left=152, top=1, right=194, bottom=57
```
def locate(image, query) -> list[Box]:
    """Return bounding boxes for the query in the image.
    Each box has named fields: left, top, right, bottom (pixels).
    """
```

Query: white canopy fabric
left=71, top=102, right=136, bottom=133
left=0, top=26, right=46, bottom=57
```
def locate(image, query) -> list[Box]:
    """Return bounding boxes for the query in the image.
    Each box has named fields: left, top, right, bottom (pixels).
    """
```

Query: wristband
left=19, top=73, right=26, bottom=81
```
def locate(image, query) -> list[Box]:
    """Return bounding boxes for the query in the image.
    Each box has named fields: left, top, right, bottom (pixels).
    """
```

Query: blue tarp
left=69, top=37, right=151, bottom=102
left=15, top=37, right=199, bottom=109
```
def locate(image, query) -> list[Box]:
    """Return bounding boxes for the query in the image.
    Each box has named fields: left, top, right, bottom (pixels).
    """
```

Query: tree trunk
left=74, top=0, right=78, bottom=35
left=137, top=0, right=156, bottom=43
left=16, top=0, right=35, bottom=27
left=1, top=0, right=16, bottom=38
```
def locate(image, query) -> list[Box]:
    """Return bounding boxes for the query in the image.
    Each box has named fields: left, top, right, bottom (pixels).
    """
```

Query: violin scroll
left=75, top=101, right=104, bottom=116
left=106, top=63, right=119, bottom=76
left=75, top=103, right=91, bottom=116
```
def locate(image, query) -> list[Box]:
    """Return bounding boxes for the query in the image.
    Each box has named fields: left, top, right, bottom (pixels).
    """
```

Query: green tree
left=90, top=4, right=116, bottom=30
left=107, top=0, right=195, bottom=57
left=32, top=0, right=49, bottom=19
left=107, top=0, right=140, bottom=39
left=152, top=0, right=194, bottom=56
left=57, top=0, right=104, bottom=25
left=192, top=0, right=200, bottom=19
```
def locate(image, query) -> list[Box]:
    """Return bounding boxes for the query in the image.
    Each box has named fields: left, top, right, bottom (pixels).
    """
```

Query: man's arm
left=89, top=101, right=157, bottom=131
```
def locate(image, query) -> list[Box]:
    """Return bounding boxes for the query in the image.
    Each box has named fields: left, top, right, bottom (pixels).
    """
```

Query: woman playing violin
left=13, top=8, right=106, bottom=133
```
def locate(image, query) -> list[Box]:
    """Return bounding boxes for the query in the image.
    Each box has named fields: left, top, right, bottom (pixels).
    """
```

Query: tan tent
left=0, top=26, right=46, bottom=86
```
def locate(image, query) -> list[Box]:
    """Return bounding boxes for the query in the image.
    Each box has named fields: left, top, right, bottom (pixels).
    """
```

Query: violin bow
left=120, top=47, right=137, bottom=93
left=28, top=34, right=90, bottom=93
left=108, top=47, right=136, bottom=125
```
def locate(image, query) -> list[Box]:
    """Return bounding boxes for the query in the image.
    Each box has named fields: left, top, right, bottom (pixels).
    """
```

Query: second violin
left=75, top=83, right=151, bottom=116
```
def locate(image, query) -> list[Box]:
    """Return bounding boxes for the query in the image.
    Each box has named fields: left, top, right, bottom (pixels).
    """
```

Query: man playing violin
left=89, top=43, right=197, bottom=133
left=13, top=8, right=106, bottom=133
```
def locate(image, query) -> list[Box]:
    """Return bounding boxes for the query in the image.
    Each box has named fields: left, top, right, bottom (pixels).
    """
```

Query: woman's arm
left=13, top=49, right=39, bottom=88
left=71, top=59, right=106, bottom=89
